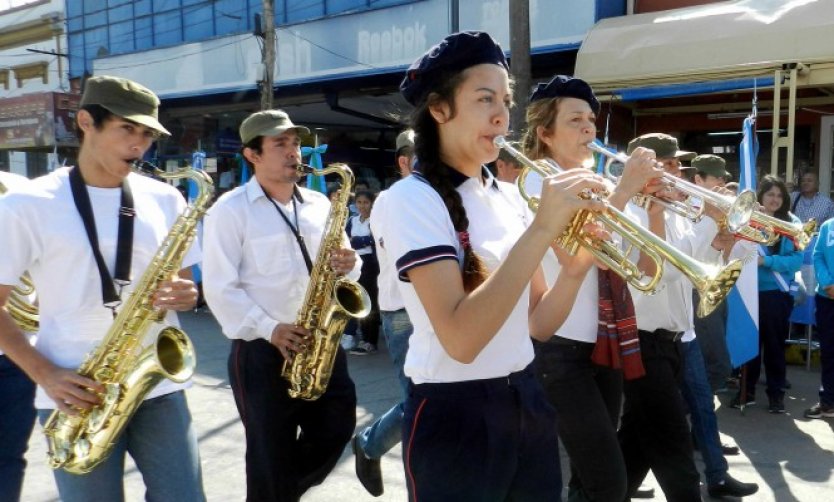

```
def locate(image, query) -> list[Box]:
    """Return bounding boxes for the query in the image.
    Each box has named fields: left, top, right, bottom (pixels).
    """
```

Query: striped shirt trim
left=396, top=245, right=458, bottom=282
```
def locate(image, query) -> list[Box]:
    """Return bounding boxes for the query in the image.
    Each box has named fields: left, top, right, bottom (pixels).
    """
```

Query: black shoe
left=708, top=474, right=759, bottom=498
left=352, top=435, right=383, bottom=497
left=730, top=392, right=756, bottom=408
left=633, top=484, right=655, bottom=499
left=721, top=443, right=740, bottom=456
left=768, top=395, right=786, bottom=414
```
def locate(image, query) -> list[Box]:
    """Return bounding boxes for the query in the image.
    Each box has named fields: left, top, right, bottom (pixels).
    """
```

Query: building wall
left=0, top=0, right=69, bottom=177
left=66, top=0, right=414, bottom=79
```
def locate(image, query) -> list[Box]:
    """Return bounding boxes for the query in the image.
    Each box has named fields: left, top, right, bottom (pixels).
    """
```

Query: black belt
left=639, top=328, right=684, bottom=343
left=410, top=366, right=535, bottom=398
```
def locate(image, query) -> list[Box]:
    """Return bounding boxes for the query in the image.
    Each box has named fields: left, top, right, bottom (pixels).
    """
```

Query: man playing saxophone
left=0, top=76, right=205, bottom=501
left=202, top=109, right=359, bottom=502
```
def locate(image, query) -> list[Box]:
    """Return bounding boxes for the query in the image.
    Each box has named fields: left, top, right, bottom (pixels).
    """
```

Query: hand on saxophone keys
left=329, top=247, right=357, bottom=276
left=39, top=364, right=104, bottom=415
left=152, top=277, right=199, bottom=311
left=271, top=323, right=312, bottom=361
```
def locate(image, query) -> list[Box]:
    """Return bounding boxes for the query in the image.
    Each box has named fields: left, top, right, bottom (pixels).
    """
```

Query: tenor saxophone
left=0, top=180, right=39, bottom=332
left=43, top=163, right=214, bottom=474
left=281, top=163, right=371, bottom=401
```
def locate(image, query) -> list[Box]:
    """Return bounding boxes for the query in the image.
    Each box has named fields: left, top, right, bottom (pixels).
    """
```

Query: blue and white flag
left=189, top=150, right=206, bottom=284
left=726, top=115, right=759, bottom=367
left=302, top=144, right=328, bottom=194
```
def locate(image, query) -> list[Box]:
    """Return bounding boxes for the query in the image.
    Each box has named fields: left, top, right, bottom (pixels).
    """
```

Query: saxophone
left=0, top=180, right=39, bottom=332
left=43, top=162, right=214, bottom=474
left=281, top=163, right=371, bottom=401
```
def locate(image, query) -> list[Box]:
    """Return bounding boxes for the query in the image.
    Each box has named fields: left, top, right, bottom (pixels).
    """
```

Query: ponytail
left=410, top=71, right=489, bottom=292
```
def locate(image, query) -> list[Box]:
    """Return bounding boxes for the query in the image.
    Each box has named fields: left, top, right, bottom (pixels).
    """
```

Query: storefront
left=575, top=0, right=834, bottom=194
left=0, top=92, right=79, bottom=177
left=84, top=0, right=619, bottom=191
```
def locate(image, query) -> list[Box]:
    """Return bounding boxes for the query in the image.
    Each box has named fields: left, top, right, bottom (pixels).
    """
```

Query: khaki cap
left=239, top=110, right=310, bottom=144
left=691, top=154, right=731, bottom=179
left=627, top=133, right=695, bottom=161
left=80, top=76, right=170, bottom=136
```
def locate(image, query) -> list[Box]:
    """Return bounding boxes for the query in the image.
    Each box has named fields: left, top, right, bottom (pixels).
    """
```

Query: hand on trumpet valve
left=613, top=147, right=665, bottom=199
left=533, top=170, right=607, bottom=237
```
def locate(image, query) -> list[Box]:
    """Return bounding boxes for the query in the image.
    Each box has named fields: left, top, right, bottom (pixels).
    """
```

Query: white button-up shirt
left=202, top=179, right=361, bottom=342
left=627, top=206, right=719, bottom=338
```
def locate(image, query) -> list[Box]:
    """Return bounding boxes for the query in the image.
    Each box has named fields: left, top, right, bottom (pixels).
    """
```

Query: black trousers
left=357, top=254, right=380, bottom=346
left=534, top=338, right=626, bottom=502
left=744, top=290, right=793, bottom=399
left=228, top=339, right=357, bottom=502
left=619, top=332, right=701, bottom=502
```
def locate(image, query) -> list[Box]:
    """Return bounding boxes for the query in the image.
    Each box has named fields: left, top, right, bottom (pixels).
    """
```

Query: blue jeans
left=357, top=308, right=413, bottom=459
left=37, top=391, right=205, bottom=502
left=680, top=339, right=727, bottom=487
left=0, top=355, right=36, bottom=502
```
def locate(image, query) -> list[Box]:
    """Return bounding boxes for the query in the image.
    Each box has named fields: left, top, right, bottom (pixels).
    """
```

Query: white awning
left=575, top=0, right=834, bottom=94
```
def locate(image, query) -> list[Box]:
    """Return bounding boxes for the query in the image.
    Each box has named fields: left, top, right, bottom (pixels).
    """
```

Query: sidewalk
left=20, top=310, right=834, bottom=501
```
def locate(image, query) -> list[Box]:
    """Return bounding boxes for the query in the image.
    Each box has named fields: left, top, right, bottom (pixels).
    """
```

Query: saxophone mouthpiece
left=295, top=163, right=314, bottom=175
left=131, top=160, right=157, bottom=174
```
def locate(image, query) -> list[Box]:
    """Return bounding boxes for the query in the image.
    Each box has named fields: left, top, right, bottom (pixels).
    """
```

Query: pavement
left=20, top=310, right=834, bottom=501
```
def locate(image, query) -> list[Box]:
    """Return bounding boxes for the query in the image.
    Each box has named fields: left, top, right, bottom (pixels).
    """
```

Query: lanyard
left=261, top=184, right=313, bottom=274
left=69, top=166, right=135, bottom=314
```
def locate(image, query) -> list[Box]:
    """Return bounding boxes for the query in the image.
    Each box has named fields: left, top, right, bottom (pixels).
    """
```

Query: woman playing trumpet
left=378, top=33, right=610, bottom=500
left=520, top=75, right=663, bottom=502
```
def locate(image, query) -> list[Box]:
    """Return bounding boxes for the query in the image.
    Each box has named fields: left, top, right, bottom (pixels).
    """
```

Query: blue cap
left=529, top=75, right=600, bottom=114
left=400, top=31, right=508, bottom=106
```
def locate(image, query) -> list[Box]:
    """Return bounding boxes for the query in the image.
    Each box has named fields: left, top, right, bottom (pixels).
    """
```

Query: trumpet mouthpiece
left=493, top=135, right=507, bottom=148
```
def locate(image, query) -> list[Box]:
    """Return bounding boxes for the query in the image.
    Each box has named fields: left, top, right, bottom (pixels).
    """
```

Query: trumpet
left=587, top=142, right=758, bottom=235
left=496, top=136, right=742, bottom=317
left=740, top=213, right=816, bottom=251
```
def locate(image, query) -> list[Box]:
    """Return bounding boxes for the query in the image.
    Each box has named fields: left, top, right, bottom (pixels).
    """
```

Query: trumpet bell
left=725, top=190, right=757, bottom=234
left=696, top=259, right=743, bottom=317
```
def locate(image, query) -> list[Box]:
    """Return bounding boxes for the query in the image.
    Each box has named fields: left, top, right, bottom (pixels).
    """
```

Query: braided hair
left=409, top=69, right=489, bottom=292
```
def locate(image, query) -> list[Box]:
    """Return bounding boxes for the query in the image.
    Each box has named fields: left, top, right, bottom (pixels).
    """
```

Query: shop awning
left=575, top=0, right=834, bottom=96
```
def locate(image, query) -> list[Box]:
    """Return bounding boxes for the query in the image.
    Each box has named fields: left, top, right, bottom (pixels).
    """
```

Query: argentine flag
left=725, top=116, right=759, bottom=367
left=188, top=150, right=206, bottom=285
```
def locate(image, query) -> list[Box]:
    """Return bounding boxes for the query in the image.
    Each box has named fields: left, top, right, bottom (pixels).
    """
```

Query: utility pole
left=509, top=0, right=531, bottom=136
left=260, top=0, right=276, bottom=110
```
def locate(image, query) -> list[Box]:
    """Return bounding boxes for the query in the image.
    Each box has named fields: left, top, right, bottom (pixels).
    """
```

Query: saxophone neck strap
left=261, top=183, right=313, bottom=275
left=69, top=166, right=135, bottom=314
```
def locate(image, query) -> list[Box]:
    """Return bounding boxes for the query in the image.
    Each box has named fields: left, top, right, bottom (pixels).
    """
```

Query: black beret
left=400, top=31, right=508, bottom=106
left=529, top=75, right=600, bottom=114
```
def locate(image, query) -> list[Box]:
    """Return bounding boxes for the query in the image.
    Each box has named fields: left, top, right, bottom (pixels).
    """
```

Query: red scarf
left=591, top=269, right=645, bottom=380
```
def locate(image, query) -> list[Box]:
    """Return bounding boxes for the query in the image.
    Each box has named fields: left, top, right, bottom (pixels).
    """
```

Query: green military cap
left=80, top=75, right=170, bottom=136
left=627, top=133, right=695, bottom=160
left=239, top=110, right=310, bottom=144
left=691, top=154, right=731, bottom=179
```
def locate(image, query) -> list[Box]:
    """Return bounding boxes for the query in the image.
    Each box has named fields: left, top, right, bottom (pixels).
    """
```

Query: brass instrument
left=43, top=162, right=213, bottom=474
left=281, top=163, right=371, bottom=401
left=589, top=142, right=758, bottom=235
left=496, top=136, right=743, bottom=317
left=740, top=212, right=816, bottom=251
left=0, top=180, right=39, bottom=332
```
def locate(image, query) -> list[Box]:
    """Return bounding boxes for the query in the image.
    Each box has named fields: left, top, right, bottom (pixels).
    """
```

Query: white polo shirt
left=347, top=214, right=374, bottom=256
left=202, top=178, right=361, bottom=342
left=0, top=167, right=200, bottom=409
left=525, top=167, right=599, bottom=343
left=379, top=167, right=534, bottom=384
left=370, top=189, right=404, bottom=312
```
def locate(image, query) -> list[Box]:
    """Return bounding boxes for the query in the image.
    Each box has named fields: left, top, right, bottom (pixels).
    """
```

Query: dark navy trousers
left=402, top=366, right=561, bottom=502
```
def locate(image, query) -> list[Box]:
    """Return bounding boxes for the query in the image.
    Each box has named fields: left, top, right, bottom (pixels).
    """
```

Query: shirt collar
left=445, top=165, right=501, bottom=191
left=246, top=177, right=305, bottom=204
